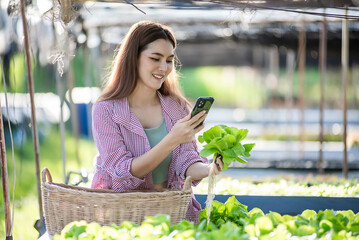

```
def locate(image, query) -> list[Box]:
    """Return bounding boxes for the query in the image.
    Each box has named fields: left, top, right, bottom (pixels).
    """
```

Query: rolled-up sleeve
left=92, top=102, right=145, bottom=192
left=176, top=140, right=208, bottom=187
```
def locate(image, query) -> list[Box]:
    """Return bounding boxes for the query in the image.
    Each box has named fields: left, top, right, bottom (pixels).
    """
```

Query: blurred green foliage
left=180, top=66, right=266, bottom=107
left=179, top=65, right=358, bottom=108
left=1, top=47, right=98, bottom=94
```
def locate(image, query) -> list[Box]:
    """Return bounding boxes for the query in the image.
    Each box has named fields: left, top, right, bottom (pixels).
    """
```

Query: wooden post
left=20, top=0, right=43, bottom=219
left=318, top=16, right=327, bottom=174
left=342, top=7, right=349, bottom=179
left=0, top=103, right=12, bottom=240
left=298, top=23, right=306, bottom=159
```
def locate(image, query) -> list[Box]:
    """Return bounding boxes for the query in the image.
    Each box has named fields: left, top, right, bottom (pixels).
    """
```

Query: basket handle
left=42, top=167, right=53, bottom=183
left=183, top=176, right=192, bottom=191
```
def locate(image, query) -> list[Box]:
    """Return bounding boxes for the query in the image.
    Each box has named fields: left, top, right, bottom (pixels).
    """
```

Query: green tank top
left=144, top=119, right=172, bottom=185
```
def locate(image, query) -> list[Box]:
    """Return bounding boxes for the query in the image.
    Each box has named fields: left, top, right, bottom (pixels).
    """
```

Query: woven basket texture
left=41, top=167, right=192, bottom=236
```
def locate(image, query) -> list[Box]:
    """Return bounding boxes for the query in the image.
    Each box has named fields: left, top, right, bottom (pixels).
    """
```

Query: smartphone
left=191, top=96, right=214, bottom=127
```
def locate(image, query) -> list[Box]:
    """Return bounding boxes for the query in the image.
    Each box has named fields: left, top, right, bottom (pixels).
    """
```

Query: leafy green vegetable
left=54, top=197, right=359, bottom=240
left=199, top=196, right=250, bottom=229
left=198, top=125, right=255, bottom=170
left=255, top=216, right=274, bottom=235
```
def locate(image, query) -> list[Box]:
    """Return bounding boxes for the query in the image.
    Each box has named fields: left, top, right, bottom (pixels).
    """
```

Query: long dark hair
left=98, top=21, right=189, bottom=108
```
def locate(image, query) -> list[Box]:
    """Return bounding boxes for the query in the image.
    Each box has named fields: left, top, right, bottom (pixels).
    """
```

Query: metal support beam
left=341, top=7, right=349, bottom=179
left=298, top=23, right=306, bottom=159
left=318, top=16, right=327, bottom=174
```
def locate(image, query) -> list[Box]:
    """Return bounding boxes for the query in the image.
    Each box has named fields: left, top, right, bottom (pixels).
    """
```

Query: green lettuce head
left=198, top=125, right=255, bottom=170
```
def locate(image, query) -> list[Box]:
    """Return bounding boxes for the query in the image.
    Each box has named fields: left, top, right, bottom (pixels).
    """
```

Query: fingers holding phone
left=168, top=111, right=205, bottom=145
left=189, top=111, right=206, bottom=130
left=167, top=97, right=214, bottom=146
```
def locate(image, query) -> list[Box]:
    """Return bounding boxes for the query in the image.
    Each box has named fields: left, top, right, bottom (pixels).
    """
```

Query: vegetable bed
left=54, top=196, right=359, bottom=240
left=195, top=195, right=359, bottom=216
left=193, top=175, right=359, bottom=215
left=193, top=176, right=359, bottom=197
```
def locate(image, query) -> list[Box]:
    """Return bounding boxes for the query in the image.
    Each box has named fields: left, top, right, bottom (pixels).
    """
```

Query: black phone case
left=191, top=97, right=214, bottom=124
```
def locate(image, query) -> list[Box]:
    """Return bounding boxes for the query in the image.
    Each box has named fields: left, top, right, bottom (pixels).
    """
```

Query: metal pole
left=341, top=7, right=349, bottom=179
left=67, top=61, right=81, bottom=167
left=298, top=23, right=306, bottom=159
left=55, top=70, right=67, bottom=182
left=84, top=47, right=93, bottom=139
left=52, top=24, right=68, bottom=183
left=353, top=64, right=359, bottom=108
left=318, top=16, right=327, bottom=174
left=285, top=49, right=295, bottom=158
left=20, top=0, right=43, bottom=218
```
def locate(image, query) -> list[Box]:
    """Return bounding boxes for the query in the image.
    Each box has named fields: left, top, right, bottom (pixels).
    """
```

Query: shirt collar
left=157, top=91, right=186, bottom=124
left=112, top=97, right=146, bottom=138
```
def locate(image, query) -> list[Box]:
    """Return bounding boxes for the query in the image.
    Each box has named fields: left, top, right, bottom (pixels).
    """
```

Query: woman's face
left=137, top=39, right=174, bottom=91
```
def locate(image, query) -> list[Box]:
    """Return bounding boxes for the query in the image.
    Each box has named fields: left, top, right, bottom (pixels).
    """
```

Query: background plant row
left=194, top=177, right=359, bottom=197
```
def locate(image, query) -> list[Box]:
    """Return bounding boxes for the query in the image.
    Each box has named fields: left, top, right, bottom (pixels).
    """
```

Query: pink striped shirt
left=91, top=91, right=208, bottom=223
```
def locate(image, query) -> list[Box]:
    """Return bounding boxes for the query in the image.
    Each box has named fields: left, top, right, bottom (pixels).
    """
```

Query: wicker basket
left=41, top=167, right=192, bottom=236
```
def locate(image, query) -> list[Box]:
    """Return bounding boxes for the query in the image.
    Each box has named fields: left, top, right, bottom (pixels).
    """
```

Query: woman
left=91, top=20, right=222, bottom=223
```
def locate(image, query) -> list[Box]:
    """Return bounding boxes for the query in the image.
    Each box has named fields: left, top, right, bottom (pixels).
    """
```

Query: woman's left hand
left=211, top=154, right=224, bottom=175
left=186, top=154, right=224, bottom=181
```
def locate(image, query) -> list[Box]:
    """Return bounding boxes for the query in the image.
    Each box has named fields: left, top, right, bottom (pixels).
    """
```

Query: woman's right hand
left=167, top=111, right=207, bottom=146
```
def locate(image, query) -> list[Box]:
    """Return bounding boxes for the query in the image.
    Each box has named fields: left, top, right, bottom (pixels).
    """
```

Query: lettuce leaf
left=198, top=125, right=255, bottom=168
